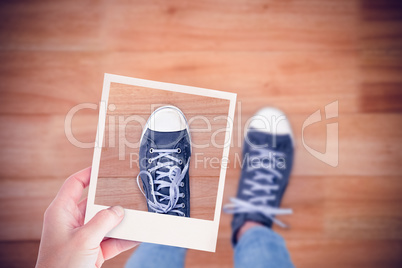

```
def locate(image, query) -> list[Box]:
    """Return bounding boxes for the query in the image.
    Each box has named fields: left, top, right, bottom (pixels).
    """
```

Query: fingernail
left=110, top=206, right=124, bottom=217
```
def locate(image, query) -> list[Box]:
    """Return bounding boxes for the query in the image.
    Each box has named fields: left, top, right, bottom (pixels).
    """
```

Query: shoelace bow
left=137, top=148, right=188, bottom=216
left=224, top=146, right=292, bottom=228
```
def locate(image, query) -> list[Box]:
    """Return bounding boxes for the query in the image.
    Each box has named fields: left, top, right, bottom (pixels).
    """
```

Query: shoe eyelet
left=148, top=158, right=152, bottom=164
left=180, top=182, right=184, bottom=187
left=149, top=148, right=154, bottom=153
left=147, top=169, right=151, bottom=172
left=181, top=193, right=185, bottom=198
left=177, top=148, right=181, bottom=153
left=181, top=203, right=185, bottom=208
left=178, top=159, right=182, bottom=165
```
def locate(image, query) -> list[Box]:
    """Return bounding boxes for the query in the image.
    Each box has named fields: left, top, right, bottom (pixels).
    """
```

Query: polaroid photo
left=85, top=73, right=237, bottom=252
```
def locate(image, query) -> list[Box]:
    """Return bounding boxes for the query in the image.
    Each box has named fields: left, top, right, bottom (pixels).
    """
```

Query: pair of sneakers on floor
left=137, top=106, right=293, bottom=244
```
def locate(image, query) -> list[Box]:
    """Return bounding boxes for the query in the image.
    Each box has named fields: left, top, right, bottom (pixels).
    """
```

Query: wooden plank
left=286, top=239, right=402, bottom=268
left=0, top=241, right=40, bottom=268
left=281, top=176, right=402, bottom=240
left=101, top=51, right=359, bottom=116
left=359, top=0, right=402, bottom=50
left=0, top=51, right=359, bottom=115
left=222, top=175, right=402, bottom=240
left=287, top=113, right=402, bottom=177
left=325, top=201, right=402, bottom=240
left=2, top=49, right=400, bottom=116
left=107, top=82, right=231, bottom=115
left=0, top=51, right=103, bottom=115
left=0, top=1, right=359, bottom=52
left=359, top=50, right=402, bottom=112
left=359, top=82, right=402, bottom=113
left=101, top=0, right=358, bottom=51
left=1, top=175, right=401, bottom=241
left=0, top=1, right=102, bottom=51
left=1, top=113, right=401, bottom=179
left=0, top=176, right=87, bottom=241
left=360, top=50, right=402, bottom=84
left=0, top=115, right=96, bottom=179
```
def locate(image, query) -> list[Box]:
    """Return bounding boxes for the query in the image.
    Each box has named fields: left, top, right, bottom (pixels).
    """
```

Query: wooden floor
left=0, top=0, right=402, bottom=267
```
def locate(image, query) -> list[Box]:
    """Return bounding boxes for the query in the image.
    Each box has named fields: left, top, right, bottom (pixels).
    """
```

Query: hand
left=36, top=167, right=138, bottom=268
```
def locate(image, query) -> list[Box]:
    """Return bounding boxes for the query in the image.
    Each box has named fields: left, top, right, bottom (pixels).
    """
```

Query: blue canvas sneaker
left=224, top=107, right=294, bottom=245
left=136, top=106, right=191, bottom=217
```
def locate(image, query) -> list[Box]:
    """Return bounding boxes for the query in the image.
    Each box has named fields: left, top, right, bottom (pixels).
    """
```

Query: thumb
left=79, top=206, right=125, bottom=248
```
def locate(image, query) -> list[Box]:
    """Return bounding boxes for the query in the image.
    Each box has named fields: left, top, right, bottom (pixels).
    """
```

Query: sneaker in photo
left=136, top=106, right=191, bottom=217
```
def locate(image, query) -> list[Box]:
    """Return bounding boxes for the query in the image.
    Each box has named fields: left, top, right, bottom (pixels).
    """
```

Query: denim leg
left=125, top=243, right=187, bottom=268
left=234, top=226, right=295, bottom=268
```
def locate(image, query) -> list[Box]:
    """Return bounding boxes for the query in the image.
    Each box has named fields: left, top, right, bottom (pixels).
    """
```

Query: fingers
left=77, top=197, right=88, bottom=215
left=78, top=206, right=125, bottom=248
left=101, top=239, right=139, bottom=260
left=56, top=167, right=91, bottom=205
left=77, top=197, right=88, bottom=225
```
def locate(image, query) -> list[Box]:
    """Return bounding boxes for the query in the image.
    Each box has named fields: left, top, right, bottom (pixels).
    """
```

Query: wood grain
left=0, top=0, right=359, bottom=51
left=0, top=0, right=402, bottom=267
left=1, top=113, right=400, bottom=179
left=2, top=175, right=401, bottom=242
left=0, top=51, right=360, bottom=115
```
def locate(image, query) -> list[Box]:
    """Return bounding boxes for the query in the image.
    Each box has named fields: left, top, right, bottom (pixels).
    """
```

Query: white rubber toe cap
left=248, top=107, right=293, bottom=137
left=147, top=106, right=187, bottom=132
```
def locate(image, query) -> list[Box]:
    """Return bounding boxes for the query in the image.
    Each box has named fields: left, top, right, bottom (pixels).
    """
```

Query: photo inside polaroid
left=95, top=82, right=231, bottom=221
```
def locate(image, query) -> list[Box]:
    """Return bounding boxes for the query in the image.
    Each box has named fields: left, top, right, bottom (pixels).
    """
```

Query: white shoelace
left=137, top=148, right=189, bottom=216
left=224, top=147, right=292, bottom=228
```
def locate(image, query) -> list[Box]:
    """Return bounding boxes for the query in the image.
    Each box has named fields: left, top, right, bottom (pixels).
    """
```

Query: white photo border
left=84, top=73, right=237, bottom=252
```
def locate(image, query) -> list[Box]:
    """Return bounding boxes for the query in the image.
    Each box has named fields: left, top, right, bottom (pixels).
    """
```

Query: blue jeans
left=125, top=226, right=295, bottom=268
